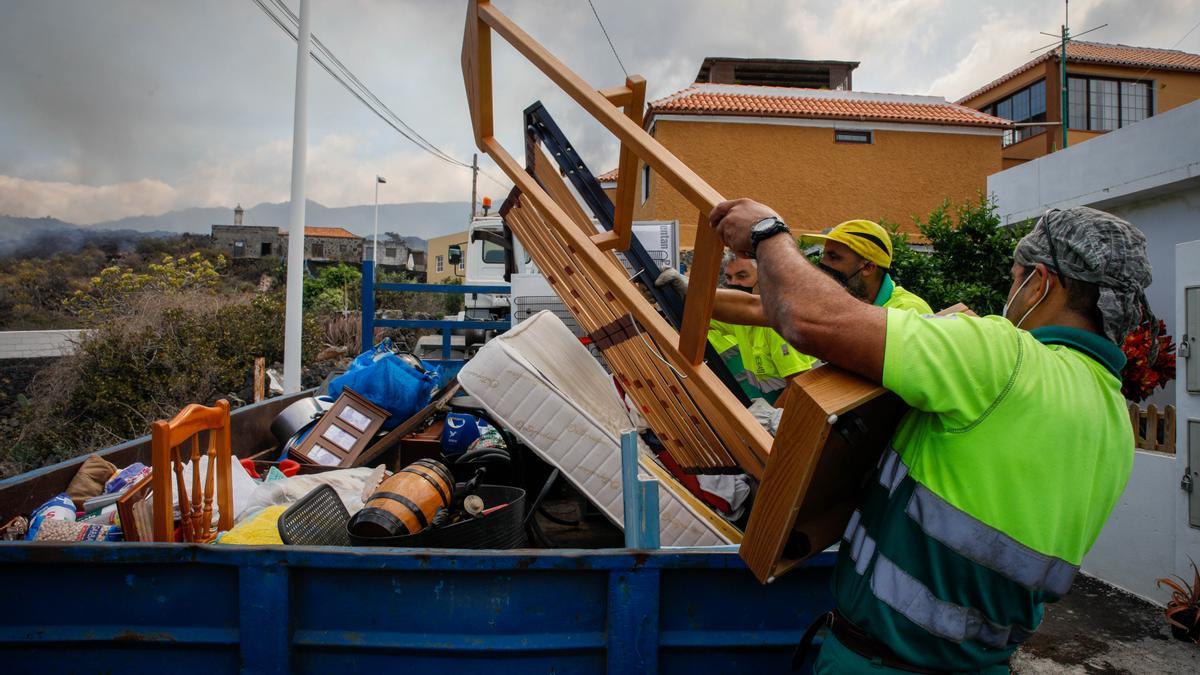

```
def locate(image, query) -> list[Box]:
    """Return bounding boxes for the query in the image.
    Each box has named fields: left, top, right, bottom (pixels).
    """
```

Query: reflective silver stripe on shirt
left=843, top=512, right=876, bottom=576
left=870, top=555, right=1014, bottom=649
left=741, top=370, right=788, bottom=393
left=905, top=485, right=1078, bottom=596
left=877, top=447, right=909, bottom=497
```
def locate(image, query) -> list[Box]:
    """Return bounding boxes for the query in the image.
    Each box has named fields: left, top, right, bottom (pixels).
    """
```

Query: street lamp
left=373, top=175, right=387, bottom=272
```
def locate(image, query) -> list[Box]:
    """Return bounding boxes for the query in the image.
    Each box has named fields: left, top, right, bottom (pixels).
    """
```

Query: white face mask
left=1003, top=268, right=1049, bottom=329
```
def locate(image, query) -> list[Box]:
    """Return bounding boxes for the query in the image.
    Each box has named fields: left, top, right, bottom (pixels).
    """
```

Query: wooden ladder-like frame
left=462, top=0, right=900, bottom=583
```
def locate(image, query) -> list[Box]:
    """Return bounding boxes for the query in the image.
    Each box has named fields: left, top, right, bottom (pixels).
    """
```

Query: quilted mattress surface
left=458, top=310, right=735, bottom=546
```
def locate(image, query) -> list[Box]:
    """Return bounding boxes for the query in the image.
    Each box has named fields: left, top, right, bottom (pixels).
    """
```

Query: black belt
left=792, top=611, right=950, bottom=674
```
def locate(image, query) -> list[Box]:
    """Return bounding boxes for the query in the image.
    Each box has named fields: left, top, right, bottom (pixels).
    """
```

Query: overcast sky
left=0, top=0, right=1196, bottom=224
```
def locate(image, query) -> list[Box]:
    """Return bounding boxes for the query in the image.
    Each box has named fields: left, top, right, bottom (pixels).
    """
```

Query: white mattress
left=459, top=310, right=737, bottom=546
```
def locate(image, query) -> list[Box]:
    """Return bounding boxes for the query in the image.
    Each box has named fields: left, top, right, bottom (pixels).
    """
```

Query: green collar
left=872, top=274, right=895, bottom=307
left=1030, top=325, right=1126, bottom=378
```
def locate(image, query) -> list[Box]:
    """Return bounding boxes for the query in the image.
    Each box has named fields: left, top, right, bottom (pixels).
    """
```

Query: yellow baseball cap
left=801, top=219, right=893, bottom=268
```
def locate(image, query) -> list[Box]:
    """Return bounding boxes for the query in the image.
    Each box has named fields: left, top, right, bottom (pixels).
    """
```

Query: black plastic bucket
left=348, top=484, right=527, bottom=549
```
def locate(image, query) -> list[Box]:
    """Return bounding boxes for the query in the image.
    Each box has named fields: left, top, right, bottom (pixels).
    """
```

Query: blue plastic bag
left=328, top=339, right=438, bottom=429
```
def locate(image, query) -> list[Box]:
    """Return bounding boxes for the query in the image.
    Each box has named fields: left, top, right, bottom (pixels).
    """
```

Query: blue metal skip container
left=0, top=544, right=834, bottom=674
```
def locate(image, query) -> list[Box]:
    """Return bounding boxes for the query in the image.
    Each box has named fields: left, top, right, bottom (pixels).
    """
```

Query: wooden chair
left=150, top=400, right=233, bottom=543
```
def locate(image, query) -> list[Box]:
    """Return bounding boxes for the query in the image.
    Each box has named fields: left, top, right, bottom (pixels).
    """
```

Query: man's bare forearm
left=712, top=289, right=769, bottom=326
left=754, top=234, right=886, bottom=381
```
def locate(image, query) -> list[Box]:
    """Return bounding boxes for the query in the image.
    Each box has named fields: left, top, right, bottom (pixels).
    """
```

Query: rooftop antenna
left=1031, top=0, right=1106, bottom=149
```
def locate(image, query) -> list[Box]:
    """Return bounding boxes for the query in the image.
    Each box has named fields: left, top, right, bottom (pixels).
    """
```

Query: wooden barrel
left=348, top=459, right=454, bottom=538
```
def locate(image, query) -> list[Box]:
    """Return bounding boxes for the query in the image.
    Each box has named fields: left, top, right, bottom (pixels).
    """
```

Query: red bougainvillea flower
left=1121, top=319, right=1177, bottom=403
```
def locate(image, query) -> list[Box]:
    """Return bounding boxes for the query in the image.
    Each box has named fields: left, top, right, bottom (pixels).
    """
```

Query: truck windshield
left=482, top=240, right=506, bottom=264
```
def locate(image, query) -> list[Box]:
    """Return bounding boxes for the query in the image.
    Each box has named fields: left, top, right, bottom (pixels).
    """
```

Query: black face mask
left=817, top=262, right=851, bottom=286
left=726, top=284, right=755, bottom=294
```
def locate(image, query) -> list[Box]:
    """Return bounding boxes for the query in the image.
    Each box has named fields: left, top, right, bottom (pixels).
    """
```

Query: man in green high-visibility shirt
left=706, top=253, right=816, bottom=404
left=709, top=200, right=1152, bottom=673
left=704, top=219, right=932, bottom=328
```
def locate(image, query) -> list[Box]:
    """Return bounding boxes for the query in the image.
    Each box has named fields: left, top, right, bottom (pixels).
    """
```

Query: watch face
left=753, top=217, right=777, bottom=234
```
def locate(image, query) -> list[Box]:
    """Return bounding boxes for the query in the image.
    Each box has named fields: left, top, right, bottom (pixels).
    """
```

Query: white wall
left=988, top=100, right=1200, bottom=226
left=1082, top=451, right=1177, bottom=604
left=989, top=100, right=1200, bottom=408
left=1174, top=239, right=1200, bottom=600
left=0, top=329, right=83, bottom=359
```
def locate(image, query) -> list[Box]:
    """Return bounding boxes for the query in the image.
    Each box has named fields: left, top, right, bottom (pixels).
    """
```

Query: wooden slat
left=484, top=136, right=771, bottom=475
left=514, top=196, right=733, bottom=470
left=253, top=357, right=266, bottom=403
left=461, top=0, right=492, bottom=145
left=678, top=212, right=722, bottom=365
left=475, top=1, right=723, bottom=213
left=609, top=75, right=646, bottom=252
left=508, top=198, right=728, bottom=470
left=599, top=84, right=633, bottom=107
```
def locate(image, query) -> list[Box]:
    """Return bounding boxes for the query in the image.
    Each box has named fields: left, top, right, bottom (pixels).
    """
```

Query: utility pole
left=1060, top=1, right=1070, bottom=148
left=470, top=153, right=479, bottom=219
left=283, top=0, right=311, bottom=394
left=373, top=175, right=386, bottom=279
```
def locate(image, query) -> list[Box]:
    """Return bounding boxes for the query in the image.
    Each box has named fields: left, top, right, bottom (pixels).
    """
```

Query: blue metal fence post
left=239, top=563, right=290, bottom=674
left=621, top=429, right=660, bottom=549
left=606, top=567, right=660, bottom=674
left=638, top=478, right=660, bottom=549
left=620, top=430, right=641, bottom=548
left=361, top=259, right=375, bottom=353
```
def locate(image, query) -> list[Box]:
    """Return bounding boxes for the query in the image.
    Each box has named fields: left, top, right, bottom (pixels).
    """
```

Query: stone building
left=210, top=205, right=364, bottom=263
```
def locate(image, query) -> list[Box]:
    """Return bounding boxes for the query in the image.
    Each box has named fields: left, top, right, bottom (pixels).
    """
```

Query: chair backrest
left=150, top=399, right=233, bottom=542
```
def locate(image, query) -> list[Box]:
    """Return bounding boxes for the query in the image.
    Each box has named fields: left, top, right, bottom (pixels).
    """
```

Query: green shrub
left=2, top=289, right=322, bottom=478
left=887, top=194, right=1030, bottom=316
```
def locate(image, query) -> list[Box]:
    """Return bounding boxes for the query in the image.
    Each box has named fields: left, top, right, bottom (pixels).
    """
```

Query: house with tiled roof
left=210, top=206, right=364, bottom=263
left=278, top=225, right=364, bottom=264
left=959, top=41, right=1200, bottom=168
left=619, top=58, right=1008, bottom=245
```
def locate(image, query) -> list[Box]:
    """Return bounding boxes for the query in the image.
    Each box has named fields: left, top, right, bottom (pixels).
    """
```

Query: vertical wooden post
left=677, top=212, right=722, bottom=365
left=253, top=357, right=266, bottom=403
left=607, top=75, right=647, bottom=252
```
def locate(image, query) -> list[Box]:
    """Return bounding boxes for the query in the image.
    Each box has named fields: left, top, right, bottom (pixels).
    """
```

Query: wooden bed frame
left=462, top=0, right=937, bottom=583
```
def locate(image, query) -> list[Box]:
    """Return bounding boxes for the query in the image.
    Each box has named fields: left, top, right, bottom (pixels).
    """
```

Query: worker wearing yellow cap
left=804, top=220, right=931, bottom=313
left=681, top=219, right=931, bottom=330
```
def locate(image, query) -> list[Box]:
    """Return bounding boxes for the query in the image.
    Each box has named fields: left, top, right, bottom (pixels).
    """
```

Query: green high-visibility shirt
left=709, top=320, right=815, bottom=404
left=873, top=274, right=932, bottom=314
left=833, top=309, right=1132, bottom=670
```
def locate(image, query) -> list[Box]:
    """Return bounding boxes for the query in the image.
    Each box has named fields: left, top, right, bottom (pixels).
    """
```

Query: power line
left=586, top=0, right=629, bottom=79
left=248, top=0, right=509, bottom=190
left=264, top=0, right=464, bottom=167
left=1128, top=16, right=1200, bottom=88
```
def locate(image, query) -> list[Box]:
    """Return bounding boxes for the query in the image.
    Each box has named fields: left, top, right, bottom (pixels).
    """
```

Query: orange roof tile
left=648, top=83, right=1008, bottom=129
left=959, top=41, right=1200, bottom=104
left=596, top=167, right=620, bottom=182
left=278, top=226, right=361, bottom=239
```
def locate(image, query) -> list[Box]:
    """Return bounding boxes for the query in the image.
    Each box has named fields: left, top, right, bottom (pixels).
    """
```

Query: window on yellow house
left=834, top=129, right=873, bottom=144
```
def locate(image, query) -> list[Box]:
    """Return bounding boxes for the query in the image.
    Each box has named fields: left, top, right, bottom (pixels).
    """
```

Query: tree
left=887, top=194, right=1030, bottom=316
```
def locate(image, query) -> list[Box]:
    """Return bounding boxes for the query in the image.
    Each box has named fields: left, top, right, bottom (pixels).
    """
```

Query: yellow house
left=606, top=78, right=1007, bottom=247
left=425, top=231, right=468, bottom=283
left=959, top=41, right=1200, bottom=169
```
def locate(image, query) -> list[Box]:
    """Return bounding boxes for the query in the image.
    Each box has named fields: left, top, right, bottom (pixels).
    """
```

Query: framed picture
left=116, top=473, right=155, bottom=543
left=292, top=388, right=388, bottom=468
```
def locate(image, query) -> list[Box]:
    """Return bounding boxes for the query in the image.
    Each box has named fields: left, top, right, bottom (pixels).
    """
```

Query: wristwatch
left=748, top=216, right=791, bottom=258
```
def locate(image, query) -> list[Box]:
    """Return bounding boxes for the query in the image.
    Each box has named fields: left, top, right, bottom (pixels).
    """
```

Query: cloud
left=1, top=0, right=1196, bottom=223
left=0, top=175, right=178, bottom=224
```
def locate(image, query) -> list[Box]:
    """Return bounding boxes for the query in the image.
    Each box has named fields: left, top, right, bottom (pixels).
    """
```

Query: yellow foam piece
left=218, top=505, right=287, bottom=545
